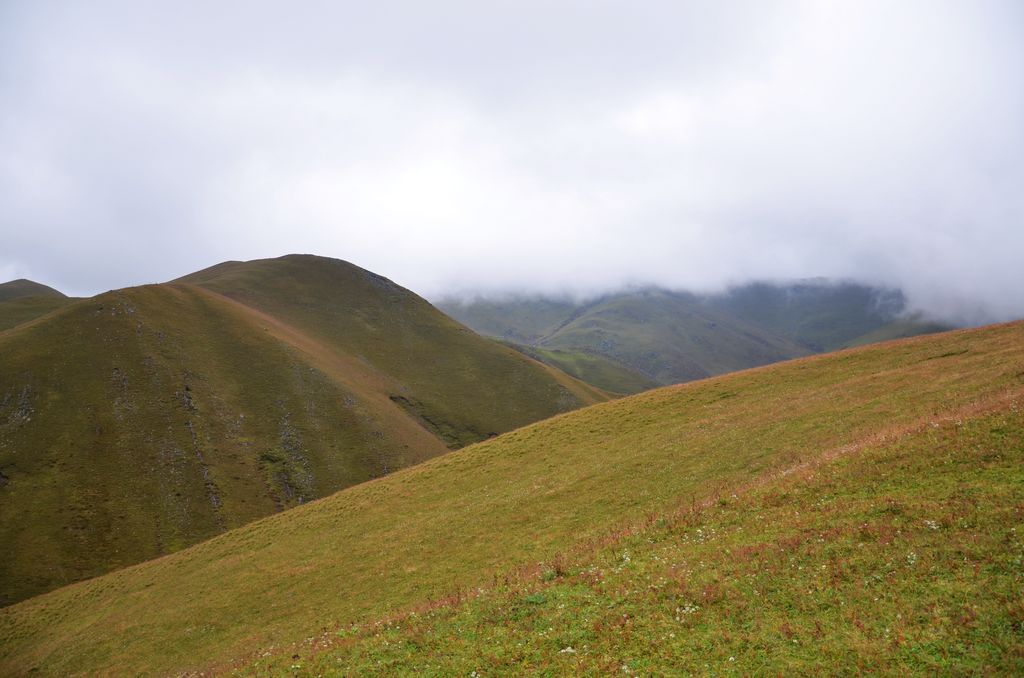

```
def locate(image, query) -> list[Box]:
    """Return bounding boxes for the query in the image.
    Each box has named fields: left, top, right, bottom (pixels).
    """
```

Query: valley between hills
left=0, top=255, right=1020, bottom=676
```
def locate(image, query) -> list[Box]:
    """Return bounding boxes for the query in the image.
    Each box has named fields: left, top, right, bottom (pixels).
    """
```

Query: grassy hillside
left=0, top=256, right=606, bottom=605
left=2, top=321, right=1021, bottom=675
left=0, top=279, right=65, bottom=303
left=179, top=255, right=606, bottom=447
left=274, top=398, right=1023, bottom=675
left=501, top=342, right=660, bottom=395
left=0, top=279, right=72, bottom=332
left=438, top=296, right=578, bottom=344
left=0, top=296, right=73, bottom=333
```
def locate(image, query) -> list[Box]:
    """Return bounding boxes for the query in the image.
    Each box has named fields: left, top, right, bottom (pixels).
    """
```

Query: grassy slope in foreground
left=276, top=396, right=1024, bottom=675
left=2, top=322, right=1024, bottom=675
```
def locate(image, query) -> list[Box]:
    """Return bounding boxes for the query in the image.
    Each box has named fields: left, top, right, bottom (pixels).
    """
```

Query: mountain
left=440, top=281, right=951, bottom=393
left=0, top=279, right=65, bottom=303
left=442, top=289, right=812, bottom=391
left=0, top=279, right=72, bottom=332
left=2, top=320, right=1020, bottom=675
left=707, top=280, right=951, bottom=351
left=531, top=289, right=811, bottom=384
left=0, top=255, right=607, bottom=605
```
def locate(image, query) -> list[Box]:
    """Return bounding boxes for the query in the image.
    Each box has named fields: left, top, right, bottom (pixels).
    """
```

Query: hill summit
left=0, top=279, right=65, bottom=302
left=0, top=279, right=72, bottom=333
left=0, top=254, right=606, bottom=605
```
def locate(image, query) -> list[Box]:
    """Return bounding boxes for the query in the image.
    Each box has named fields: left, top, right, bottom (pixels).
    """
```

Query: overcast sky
left=1, top=1, right=1022, bottom=323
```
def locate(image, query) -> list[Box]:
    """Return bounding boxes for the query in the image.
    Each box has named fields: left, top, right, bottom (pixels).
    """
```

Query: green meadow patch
left=263, top=401, right=1024, bottom=675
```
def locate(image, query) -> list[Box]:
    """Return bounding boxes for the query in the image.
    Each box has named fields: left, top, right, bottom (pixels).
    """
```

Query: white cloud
left=0, top=0, right=1021, bottom=322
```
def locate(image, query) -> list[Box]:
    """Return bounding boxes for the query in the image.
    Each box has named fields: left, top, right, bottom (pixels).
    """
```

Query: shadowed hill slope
left=0, top=256, right=606, bottom=605
left=2, top=321, right=1021, bottom=675
left=0, top=279, right=72, bottom=332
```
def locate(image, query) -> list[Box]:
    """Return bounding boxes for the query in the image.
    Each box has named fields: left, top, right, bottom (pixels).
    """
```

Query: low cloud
left=1, top=1, right=1021, bottom=324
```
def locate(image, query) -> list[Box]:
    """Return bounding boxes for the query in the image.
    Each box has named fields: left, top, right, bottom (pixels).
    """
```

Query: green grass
left=2, top=321, right=1022, bottom=675
left=500, top=342, right=660, bottom=395
left=0, top=279, right=65, bottom=303
left=0, top=279, right=72, bottom=332
left=267, top=399, right=1024, bottom=675
left=179, top=255, right=607, bottom=447
left=0, top=256, right=606, bottom=605
left=0, top=295, right=74, bottom=332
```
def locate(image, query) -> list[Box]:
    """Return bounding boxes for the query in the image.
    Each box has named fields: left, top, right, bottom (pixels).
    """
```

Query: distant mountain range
left=0, top=255, right=606, bottom=605
left=439, top=281, right=951, bottom=393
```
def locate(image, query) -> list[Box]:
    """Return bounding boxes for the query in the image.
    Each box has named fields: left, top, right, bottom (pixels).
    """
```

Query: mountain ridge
left=439, top=281, right=952, bottom=393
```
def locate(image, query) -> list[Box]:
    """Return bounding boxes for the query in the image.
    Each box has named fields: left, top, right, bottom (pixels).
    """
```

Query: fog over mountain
left=1, top=1, right=1022, bottom=324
